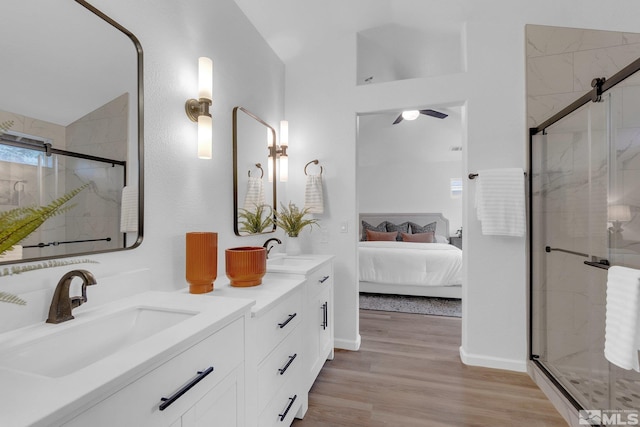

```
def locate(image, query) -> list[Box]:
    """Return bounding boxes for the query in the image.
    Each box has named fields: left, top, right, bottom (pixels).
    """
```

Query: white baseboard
left=459, top=346, right=527, bottom=372
left=334, top=334, right=361, bottom=351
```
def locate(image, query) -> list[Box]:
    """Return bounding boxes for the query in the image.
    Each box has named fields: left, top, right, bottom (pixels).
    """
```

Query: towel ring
left=304, top=159, right=323, bottom=176
left=248, top=163, right=264, bottom=178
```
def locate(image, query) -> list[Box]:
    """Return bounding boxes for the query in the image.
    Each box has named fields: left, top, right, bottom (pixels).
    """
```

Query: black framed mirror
left=232, top=107, right=276, bottom=236
left=0, top=0, right=143, bottom=264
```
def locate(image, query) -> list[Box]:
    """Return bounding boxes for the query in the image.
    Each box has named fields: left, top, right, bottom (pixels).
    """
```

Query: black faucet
left=46, top=269, right=97, bottom=324
left=262, top=238, right=282, bottom=258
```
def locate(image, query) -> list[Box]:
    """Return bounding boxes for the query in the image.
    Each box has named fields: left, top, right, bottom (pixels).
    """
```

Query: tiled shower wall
left=527, top=24, right=640, bottom=127
left=528, top=25, right=640, bottom=388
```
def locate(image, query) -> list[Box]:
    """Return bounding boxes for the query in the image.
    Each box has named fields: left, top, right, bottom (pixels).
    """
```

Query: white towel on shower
left=474, top=168, right=525, bottom=237
left=119, top=186, right=138, bottom=233
left=604, top=266, right=640, bottom=371
left=243, top=176, right=265, bottom=210
left=304, top=174, right=324, bottom=214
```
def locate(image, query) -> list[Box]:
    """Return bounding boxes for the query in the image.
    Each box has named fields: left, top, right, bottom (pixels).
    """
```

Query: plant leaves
left=0, top=184, right=88, bottom=255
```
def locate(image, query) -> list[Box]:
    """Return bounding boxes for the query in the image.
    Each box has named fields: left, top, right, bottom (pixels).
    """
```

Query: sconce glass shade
left=280, top=120, right=289, bottom=147
left=279, top=155, right=288, bottom=182
left=608, top=204, right=631, bottom=222
left=198, top=115, right=212, bottom=159
left=402, top=110, right=420, bottom=121
left=198, top=57, right=213, bottom=101
left=279, top=120, right=289, bottom=182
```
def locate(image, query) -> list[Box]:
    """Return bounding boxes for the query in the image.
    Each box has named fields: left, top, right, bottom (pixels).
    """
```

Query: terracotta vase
left=186, top=232, right=217, bottom=294
left=225, top=246, right=266, bottom=287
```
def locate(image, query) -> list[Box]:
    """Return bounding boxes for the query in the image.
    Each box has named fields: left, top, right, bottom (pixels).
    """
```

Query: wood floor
left=292, top=310, right=568, bottom=427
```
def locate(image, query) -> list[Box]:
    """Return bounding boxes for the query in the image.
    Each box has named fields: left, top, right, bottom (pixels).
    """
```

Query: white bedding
left=358, top=241, right=462, bottom=287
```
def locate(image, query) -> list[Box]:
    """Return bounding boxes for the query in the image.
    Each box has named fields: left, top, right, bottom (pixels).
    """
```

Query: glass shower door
left=532, top=75, right=640, bottom=414
left=531, top=96, right=610, bottom=410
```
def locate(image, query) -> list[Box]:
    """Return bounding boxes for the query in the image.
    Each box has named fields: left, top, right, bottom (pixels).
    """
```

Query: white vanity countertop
left=265, top=254, right=334, bottom=275
left=195, top=275, right=305, bottom=317
left=0, top=291, right=253, bottom=427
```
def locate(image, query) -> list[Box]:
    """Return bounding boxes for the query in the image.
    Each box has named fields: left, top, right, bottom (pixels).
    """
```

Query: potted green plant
left=237, top=204, right=273, bottom=234
left=274, top=202, right=319, bottom=255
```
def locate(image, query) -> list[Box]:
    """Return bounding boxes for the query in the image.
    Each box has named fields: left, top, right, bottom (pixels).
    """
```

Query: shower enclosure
left=0, top=134, right=126, bottom=259
left=530, top=60, right=640, bottom=418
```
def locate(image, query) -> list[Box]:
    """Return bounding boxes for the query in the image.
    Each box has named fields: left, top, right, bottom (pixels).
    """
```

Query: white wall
left=0, top=0, right=285, bottom=332
left=283, top=0, right=640, bottom=369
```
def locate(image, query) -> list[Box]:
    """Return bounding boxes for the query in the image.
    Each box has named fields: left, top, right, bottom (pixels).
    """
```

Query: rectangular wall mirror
left=233, top=107, right=276, bottom=236
left=0, top=0, right=143, bottom=264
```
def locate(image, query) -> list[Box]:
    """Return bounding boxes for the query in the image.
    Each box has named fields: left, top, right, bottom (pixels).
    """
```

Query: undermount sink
left=0, top=306, right=196, bottom=378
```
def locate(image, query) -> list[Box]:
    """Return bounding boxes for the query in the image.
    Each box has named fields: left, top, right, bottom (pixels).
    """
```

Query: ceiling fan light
left=401, top=110, right=420, bottom=121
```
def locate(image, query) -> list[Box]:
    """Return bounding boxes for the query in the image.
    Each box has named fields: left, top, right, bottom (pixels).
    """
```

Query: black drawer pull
left=278, top=394, right=298, bottom=422
left=278, top=353, right=298, bottom=375
left=278, top=313, right=297, bottom=329
left=321, top=302, right=328, bottom=330
left=319, top=275, right=330, bottom=283
left=159, top=366, right=214, bottom=411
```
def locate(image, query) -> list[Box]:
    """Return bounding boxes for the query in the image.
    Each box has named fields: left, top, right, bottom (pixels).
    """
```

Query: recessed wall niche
left=356, top=23, right=464, bottom=85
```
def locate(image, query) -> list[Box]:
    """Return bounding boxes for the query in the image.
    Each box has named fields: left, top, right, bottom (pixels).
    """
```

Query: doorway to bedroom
left=356, top=105, right=464, bottom=318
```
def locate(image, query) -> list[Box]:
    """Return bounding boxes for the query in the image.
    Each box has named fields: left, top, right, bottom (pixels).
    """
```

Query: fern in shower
left=0, top=183, right=88, bottom=256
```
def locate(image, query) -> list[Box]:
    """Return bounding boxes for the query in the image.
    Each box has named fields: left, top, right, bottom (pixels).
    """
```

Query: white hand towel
left=119, top=186, right=138, bottom=233
left=605, top=265, right=640, bottom=371
left=474, top=168, right=525, bottom=237
left=243, top=176, right=265, bottom=210
left=304, top=174, right=324, bottom=214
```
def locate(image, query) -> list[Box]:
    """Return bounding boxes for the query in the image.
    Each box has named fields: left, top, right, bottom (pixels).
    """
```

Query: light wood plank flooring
left=293, top=310, right=567, bottom=426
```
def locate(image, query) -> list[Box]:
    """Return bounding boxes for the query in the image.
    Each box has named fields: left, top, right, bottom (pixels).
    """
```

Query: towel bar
left=304, top=159, right=323, bottom=175
left=584, top=258, right=611, bottom=270
left=468, top=172, right=527, bottom=179
left=248, top=163, right=264, bottom=178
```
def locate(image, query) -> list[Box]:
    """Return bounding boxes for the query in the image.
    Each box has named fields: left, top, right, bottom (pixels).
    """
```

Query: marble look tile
left=574, top=43, right=640, bottom=91
left=528, top=53, right=574, bottom=96
left=527, top=25, right=624, bottom=58
left=527, top=92, right=585, bottom=127
left=623, top=33, right=640, bottom=45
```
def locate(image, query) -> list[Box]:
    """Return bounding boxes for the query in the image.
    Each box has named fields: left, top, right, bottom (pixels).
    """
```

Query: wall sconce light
left=608, top=204, right=631, bottom=234
left=185, top=57, right=213, bottom=159
left=279, top=120, right=289, bottom=182
left=267, top=120, right=289, bottom=182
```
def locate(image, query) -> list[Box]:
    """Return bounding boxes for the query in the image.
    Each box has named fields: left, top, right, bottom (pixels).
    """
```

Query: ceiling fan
left=392, top=109, right=448, bottom=124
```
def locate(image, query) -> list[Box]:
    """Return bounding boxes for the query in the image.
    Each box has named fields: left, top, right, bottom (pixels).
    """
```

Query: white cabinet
left=265, top=255, right=334, bottom=420
left=62, top=317, right=246, bottom=427
left=210, top=277, right=306, bottom=427
left=302, top=260, right=334, bottom=392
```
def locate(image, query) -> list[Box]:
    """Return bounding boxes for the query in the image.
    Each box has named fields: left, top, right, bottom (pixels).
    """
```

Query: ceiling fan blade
left=420, top=109, right=448, bottom=119
left=392, top=114, right=404, bottom=125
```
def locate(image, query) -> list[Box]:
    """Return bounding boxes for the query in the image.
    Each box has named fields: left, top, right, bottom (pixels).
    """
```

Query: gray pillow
left=361, top=221, right=387, bottom=241
left=385, top=221, right=410, bottom=241
left=409, top=221, right=437, bottom=234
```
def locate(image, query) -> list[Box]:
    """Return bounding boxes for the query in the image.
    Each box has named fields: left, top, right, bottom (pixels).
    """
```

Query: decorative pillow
left=435, top=234, right=450, bottom=244
left=401, top=231, right=435, bottom=243
left=385, top=221, right=410, bottom=241
left=366, top=229, right=398, bottom=241
left=361, top=221, right=387, bottom=241
left=409, top=221, right=437, bottom=234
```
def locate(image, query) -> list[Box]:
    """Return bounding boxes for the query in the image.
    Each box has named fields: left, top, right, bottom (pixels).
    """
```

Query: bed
left=358, top=213, right=462, bottom=299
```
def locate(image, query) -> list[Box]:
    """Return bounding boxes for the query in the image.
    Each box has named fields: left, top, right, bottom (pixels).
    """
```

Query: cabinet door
left=317, top=287, right=332, bottom=362
left=188, top=369, right=242, bottom=427
left=306, top=287, right=332, bottom=389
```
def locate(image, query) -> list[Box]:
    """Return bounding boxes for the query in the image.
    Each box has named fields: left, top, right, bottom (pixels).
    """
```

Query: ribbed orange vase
left=186, top=232, right=217, bottom=294
left=225, top=246, right=266, bottom=287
